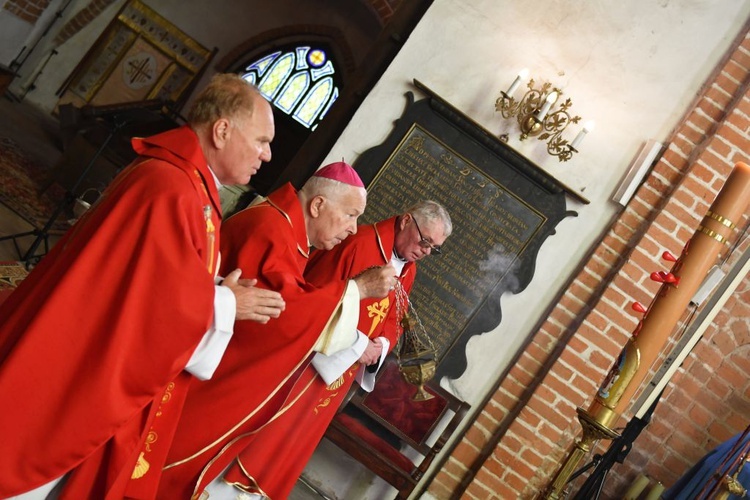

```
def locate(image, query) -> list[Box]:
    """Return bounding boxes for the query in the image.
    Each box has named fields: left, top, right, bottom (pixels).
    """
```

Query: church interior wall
left=321, top=0, right=750, bottom=410
left=313, top=1, right=750, bottom=498
left=426, top=23, right=750, bottom=500
left=1, top=0, right=749, bottom=498
left=2, top=0, right=381, bottom=113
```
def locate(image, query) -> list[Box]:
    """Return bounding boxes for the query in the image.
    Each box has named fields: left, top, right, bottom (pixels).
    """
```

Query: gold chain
left=393, top=280, right=436, bottom=363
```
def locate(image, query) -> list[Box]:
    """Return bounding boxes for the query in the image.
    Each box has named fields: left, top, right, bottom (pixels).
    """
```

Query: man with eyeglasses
left=208, top=200, right=452, bottom=499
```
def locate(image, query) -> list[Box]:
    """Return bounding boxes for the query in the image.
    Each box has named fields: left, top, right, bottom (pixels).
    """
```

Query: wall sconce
left=495, top=69, right=594, bottom=162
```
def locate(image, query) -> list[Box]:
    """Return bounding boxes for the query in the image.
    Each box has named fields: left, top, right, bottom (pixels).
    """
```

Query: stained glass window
left=240, top=45, right=339, bottom=130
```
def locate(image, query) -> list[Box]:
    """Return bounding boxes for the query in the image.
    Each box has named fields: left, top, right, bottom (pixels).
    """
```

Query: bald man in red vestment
left=0, top=74, right=286, bottom=499
left=207, top=201, right=453, bottom=499
left=154, top=163, right=397, bottom=499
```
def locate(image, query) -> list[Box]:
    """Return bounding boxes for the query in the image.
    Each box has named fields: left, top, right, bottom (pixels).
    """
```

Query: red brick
left=718, top=124, right=750, bottom=151
left=464, top=425, right=490, bottom=451
left=705, top=85, right=733, bottom=109
left=427, top=478, right=455, bottom=499
left=697, top=97, right=727, bottom=123
left=662, top=147, right=690, bottom=171
left=715, top=73, right=742, bottom=96
left=451, top=439, right=482, bottom=468
left=717, top=361, right=746, bottom=387
left=472, top=467, right=506, bottom=495
left=527, top=398, right=569, bottom=432
left=680, top=123, right=707, bottom=145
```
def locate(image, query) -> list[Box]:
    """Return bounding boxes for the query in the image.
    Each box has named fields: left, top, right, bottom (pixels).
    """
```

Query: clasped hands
left=221, top=269, right=286, bottom=324
left=358, top=337, right=383, bottom=366
left=222, top=263, right=397, bottom=324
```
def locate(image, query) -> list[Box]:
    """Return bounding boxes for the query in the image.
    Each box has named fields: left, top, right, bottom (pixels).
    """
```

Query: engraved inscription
left=362, top=125, right=546, bottom=360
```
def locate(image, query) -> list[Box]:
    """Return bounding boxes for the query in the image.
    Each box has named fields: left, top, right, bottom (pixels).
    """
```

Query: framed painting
left=56, top=0, right=216, bottom=111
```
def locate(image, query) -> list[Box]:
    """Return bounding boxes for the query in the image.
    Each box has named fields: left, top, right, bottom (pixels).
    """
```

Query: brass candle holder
left=542, top=162, right=750, bottom=499
left=495, top=71, right=593, bottom=162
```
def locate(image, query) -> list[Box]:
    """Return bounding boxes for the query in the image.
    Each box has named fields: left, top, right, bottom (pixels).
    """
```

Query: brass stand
left=542, top=162, right=750, bottom=499
left=543, top=408, right=619, bottom=499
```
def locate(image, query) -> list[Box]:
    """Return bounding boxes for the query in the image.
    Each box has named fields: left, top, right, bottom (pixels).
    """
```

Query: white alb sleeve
left=312, top=280, right=361, bottom=355
left=184, top=284, right=236, bottom=380
left=311, top=330, right=370, bottom=385
left=356, top=337, right=390, bottom=392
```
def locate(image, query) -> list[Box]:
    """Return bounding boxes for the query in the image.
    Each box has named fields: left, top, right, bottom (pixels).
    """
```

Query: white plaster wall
left=0, top=10, right=33, bottom=65
left=305, top=1, right=750, bottom=497
left=323, top=0, right=750, bottom=406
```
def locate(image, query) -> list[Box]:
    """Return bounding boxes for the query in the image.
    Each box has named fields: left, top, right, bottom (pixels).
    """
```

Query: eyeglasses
left=410, top=214, right=442, bottom=255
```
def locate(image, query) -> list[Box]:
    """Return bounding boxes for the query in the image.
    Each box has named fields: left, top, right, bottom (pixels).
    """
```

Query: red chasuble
left=221, top=217, right=416, bottom=498
left=157, top=184, right=350, bottom=499
left=0, top=126, right=221, bottom=498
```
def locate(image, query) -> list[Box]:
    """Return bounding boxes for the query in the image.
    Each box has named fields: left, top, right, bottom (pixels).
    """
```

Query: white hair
left=407, top=200, right=452, bottom=237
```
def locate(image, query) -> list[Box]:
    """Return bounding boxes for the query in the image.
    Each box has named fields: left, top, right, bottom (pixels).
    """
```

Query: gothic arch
left=216, top=25, right=358, bottom=196
left=217, top=25, right=357, bottom=85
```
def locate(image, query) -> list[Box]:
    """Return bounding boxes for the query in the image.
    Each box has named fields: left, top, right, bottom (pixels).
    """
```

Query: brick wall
left=365, top=0, right=404, bottom=26
left=428, top=22, right=750, bottom=500
left=3, top=0, right=52, bottom=25
left=52, top=0, right=117, bottom=45
left=604, top=252, right=750, bottom=496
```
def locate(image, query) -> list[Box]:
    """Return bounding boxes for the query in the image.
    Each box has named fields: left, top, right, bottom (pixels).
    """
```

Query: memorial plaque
left=363, top=124, right=546, bottom=359
left=356, top=82, right=585, bottom=379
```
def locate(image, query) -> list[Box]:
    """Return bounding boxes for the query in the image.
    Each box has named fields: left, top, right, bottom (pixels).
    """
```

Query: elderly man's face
left=394, top=213, right=447, bottom=262
left=212, top=94, right=274, bottom=185
left=309, top=187, right=367, bottom=250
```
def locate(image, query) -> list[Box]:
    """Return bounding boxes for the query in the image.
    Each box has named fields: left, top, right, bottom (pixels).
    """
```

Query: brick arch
left=3, top=0, right=54, bottom=25
left=217, top=25, right=357, bottom=86
left=53, top=0, right=118, bottom=46
left=714, top=343, right=750, bottom=427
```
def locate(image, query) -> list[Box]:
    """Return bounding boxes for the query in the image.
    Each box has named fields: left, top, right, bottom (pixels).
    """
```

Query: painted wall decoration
left=55, top=0, right=215, bottom=110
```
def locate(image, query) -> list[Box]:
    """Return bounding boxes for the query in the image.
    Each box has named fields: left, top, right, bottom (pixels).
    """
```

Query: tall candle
left=588, top=161, right=750, bottom=427
left=570, top=120, right=595, bottom=149
left=506, top=68, right=529, bottom=95
left=536, top=91, right=558, bottom=120
left=623, top=473, right=650, bottom=500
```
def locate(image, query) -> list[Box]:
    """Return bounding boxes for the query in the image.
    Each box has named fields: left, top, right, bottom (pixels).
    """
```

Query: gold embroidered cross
left=367, top=297, right=390, bottom=334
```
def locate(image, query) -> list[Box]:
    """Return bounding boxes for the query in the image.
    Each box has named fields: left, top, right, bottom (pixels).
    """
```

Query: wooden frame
left=56, top=0, right=215, bottom=111
left=324, top=358, right=470, bottom=498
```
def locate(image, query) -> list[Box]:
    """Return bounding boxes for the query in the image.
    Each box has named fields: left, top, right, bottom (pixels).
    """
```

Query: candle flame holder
left=496, top=75, right=592, bottom=162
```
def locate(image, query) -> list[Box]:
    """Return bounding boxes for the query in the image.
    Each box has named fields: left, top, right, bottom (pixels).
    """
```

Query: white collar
left=207, top=165, right=222, bottom=190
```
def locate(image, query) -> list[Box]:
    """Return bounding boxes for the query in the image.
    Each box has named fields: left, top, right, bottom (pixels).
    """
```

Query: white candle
left=570, top=120, right=595, bottom=149
left=506, top=68, right=529, bottom=95
left=536, top=91, right=558, bottom=120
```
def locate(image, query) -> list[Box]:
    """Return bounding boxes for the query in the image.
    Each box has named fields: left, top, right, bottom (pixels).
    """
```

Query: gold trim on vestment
left=165, top=342, right=320, bottom=471
left=190, top=373, right=319, bottom=497
left=373, top=223, right=388, bottom=262
left=131, top=381, right=174, bottom=479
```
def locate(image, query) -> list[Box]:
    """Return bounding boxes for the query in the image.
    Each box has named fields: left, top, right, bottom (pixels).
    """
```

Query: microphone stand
left=18, top=114, right=127, bottom=265
left=568, top=391, right=664, bottom=500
